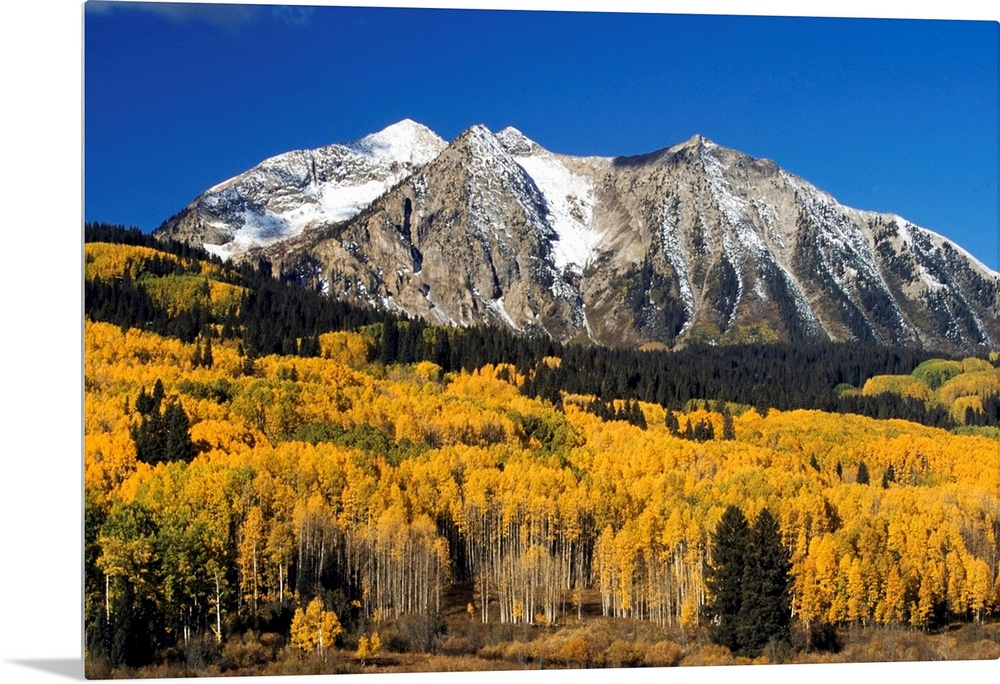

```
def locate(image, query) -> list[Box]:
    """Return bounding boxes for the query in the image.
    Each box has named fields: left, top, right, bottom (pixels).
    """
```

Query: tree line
left=85, top=224, right=998, bottom=432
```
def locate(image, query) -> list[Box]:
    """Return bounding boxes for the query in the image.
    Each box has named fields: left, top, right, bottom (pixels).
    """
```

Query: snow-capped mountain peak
left=157, top=120, right=448, bottom=261
left=156, top=122, right=1000, bottom=354
left=347, top=118, right=446, bottom=166
left=496, top=126, right=541, bottom=156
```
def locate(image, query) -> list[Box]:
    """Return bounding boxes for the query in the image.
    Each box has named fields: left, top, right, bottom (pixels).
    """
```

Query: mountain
left=155, top=121, right=1000, bottom=354
left=158, top=119, right=448, bottom=261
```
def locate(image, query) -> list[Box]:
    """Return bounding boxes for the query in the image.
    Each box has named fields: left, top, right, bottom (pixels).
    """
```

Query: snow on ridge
left=201, top=215, right=290, bottom=261
left=699, top=144, right=765, bottom=256
left=892, top=215, right=1000, bottom=279
left=700, top=147, right=830, bottom=334
left=513, top=149, right=600, bottom=274
left=194, top=121, right=449, bottom=257
left=496, top=126, right=540, bottom=157
left=781, top=170, right=883, bottom=279
left=698, top=143, right=757, bottom=325
left=657, top=202, right=695, bottom=335
left=784, top=172, right=917, bottom=340
left=461, top=125, right=552, bottom=249
left=348, top=119, right=446, bottom=166
left=315, top=178, right=398, bottom=223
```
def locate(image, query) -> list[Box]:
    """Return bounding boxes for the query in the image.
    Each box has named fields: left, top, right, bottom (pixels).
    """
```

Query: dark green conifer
left=721, top=404, right=736, bottom=440
left=202, top=334, right=213, bottom=368
left=856, top=460, right=870, bottom=485
left=881, top=463, right=896, bottom=488
left=705, top=505, right=751, bottom=653
left=706, top=506, right=792, bottom=658
left=737, top=508, right=792, bottom=656
left=665, top=407, right=680, bottom=436
left=380, top=317, right=399, bottom=366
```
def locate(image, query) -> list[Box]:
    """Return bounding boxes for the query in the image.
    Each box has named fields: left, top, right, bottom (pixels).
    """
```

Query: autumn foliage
left=83, top=239, right=1000, bottom=675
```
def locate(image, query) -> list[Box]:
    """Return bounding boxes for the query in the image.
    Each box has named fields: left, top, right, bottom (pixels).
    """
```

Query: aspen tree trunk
left=213, top=570, right=223, bottom=644
left=296, top=518, right=305, bottom=595
left=317, top=531, right=326, bottom=596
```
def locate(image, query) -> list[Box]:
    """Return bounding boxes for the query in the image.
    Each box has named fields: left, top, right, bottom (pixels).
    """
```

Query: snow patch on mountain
left=658, top=200, right=695, bottom=333
left=487, top=296, right=521, bottom=331
left=895, top=215, right=1000, bottom=279
left=783, top=172, right=918, bottom=343
left=507, top=138, right=602, bottom=274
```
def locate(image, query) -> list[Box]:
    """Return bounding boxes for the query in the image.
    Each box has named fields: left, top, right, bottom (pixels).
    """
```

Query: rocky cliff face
left=155, top=121, right=1000, bottom=354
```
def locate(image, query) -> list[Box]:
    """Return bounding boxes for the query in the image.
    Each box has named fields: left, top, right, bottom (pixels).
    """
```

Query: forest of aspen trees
left=83, top=228, right=1000, bottom=677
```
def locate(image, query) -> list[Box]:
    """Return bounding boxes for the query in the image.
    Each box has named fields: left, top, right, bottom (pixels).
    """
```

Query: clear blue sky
left=84, top=1, right=999, bottom=270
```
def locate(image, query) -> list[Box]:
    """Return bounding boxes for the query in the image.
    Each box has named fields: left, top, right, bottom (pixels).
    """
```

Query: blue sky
left=84, top=1, right=999, bottom=270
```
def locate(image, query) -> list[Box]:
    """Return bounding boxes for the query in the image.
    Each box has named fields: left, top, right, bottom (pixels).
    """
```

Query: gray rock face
left=155, top=121, right=1000, bottom=354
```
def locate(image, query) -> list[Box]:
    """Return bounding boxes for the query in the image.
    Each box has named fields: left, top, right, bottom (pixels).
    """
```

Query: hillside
left=83, top=231, right=1000, bottom=676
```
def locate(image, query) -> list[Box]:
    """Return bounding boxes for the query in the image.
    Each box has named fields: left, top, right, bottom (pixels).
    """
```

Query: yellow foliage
left=950, top=395, right=984, bottom=424
left=355, top=635, right=370, bottom=660
left=318, top=331, right=371, bottom=365
left=85, top=242, right=181, bottom=280
left=85, top=431, right=138, bottom=495
left=83, top=315, right=1000, bottom=640
left=142, top=275, right=243, bottom=317
left=938, top=370, right=1000, bottom=406
left=861, top=374, right=933, bottom=402
left=290, top=597, right=342, bottom=655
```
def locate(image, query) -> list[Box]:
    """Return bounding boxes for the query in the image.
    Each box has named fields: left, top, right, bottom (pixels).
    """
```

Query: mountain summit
left=158, top=120, right=447, bottom=261
left=155, top=121, right=1000, bottom=354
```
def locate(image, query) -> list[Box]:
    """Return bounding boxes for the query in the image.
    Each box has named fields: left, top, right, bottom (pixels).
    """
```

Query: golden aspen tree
left=846, top=557, right=868, bottom=624
left=356, top=635, right=371, bottom=661
left=879, top=565, right=906, bottom=624
left=965, top=556, right=993, bottom=623
left=290, top=597, right=342, bottom=659
left=238, top=506, right=265, bottom=616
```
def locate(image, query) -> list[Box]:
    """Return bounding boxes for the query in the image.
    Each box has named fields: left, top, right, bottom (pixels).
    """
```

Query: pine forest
left=83, top=225, right=1000, bottom=677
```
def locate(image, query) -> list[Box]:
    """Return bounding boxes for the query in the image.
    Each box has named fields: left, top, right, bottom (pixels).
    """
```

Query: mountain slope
left=158, top=119, right=447, bottom=261
left=155, top=121, right=1000, bottom=354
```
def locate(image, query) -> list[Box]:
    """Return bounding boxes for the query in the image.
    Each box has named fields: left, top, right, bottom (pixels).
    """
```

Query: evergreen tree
left=737, top=509, right=792, bottom=656
left=705, top=505, right=791, bottom=657
left=202, top=334, right=214, bottom=368
left=629, top=400, right=647, bottom=429
left=881, top=463, right=896, bottom=489
left=380, top=318, right=399, bottom=366
left=151, top=379, right=165, bottom=407
left=162, top=400, right=196, bottom=463
left=856, top=460, right=870, bottom=485
left=721, top=403, right=736, bottom=440
left=130, top=382, right=197, bottom=464
left=705, top=505, right=751, bottom=653
left=664, top=407, right=680, bottom=436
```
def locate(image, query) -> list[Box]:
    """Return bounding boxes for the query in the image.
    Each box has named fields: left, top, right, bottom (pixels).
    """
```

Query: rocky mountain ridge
left=155, top=121, right=1000, bottom=354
